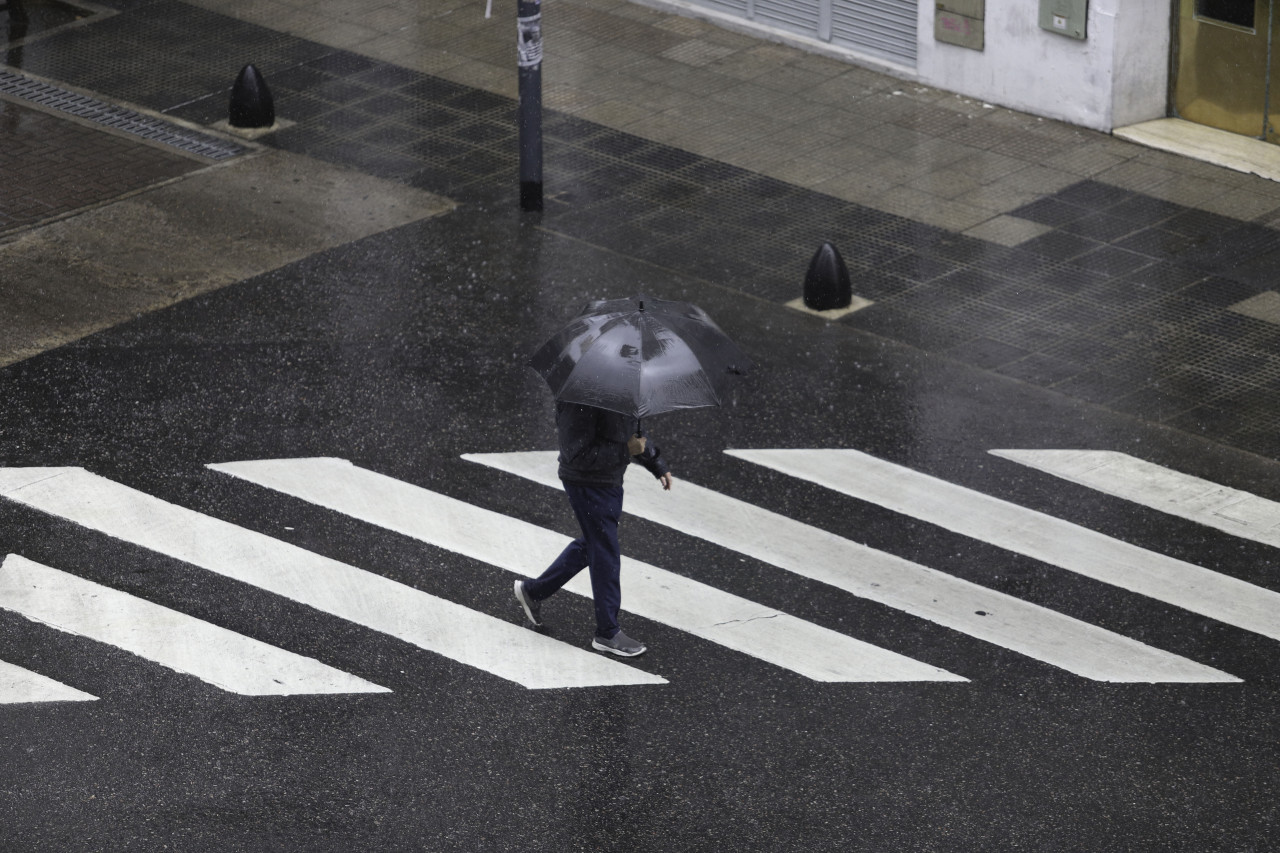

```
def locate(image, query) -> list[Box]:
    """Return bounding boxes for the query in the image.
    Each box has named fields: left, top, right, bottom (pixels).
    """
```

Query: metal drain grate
left=0, top=69, right=246, bottom=160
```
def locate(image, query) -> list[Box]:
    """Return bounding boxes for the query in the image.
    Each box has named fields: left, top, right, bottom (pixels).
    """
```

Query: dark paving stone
left=1107, top=385, right=1199, bottom=421
left=969, top=246, right=1055, bottom=280
left=272, top=92, right=339, bottom=121
left=843, top=304, right=972, bottom=351
left=986, top=283, right=1065, bottom=313
left=356, top=123, right=426, bottom=150
left=1050, top=370, right=1142, bottom=405
left=1105, top=194, right=1184, bottom=226
left=399, top=76, right=470, bottom=102
left=943, top=299, right=1020, bottom=329
left=305, top=51, right=378, bottom=76
left=1210, top=245, right=1280, bottom=288
left=357, top=92, right=421, bottom=116
left=348, top=63, right=423, bottom=90
left=1059, top=213, right=1144, bottom=243
left=1182, top=276, right=1265, bottom=307
left=540, top=114, right=605, bottom=143
left=932, top=267, right=1004, bottom=297
left=986, top=319, right=1066, bottom=350
left=631, top=144, right=704, bottom=172
left=850, top=268, right=913, bottom=300
left=1113, top=227, right=1195, bottom=260
left=1034, top=265, right=1111, bottom=294
left=1044, top=335, right=1121, bottom=364
left=1177, top=223, right=1279, bottom=274
left=1194, top=311, right=1266, bottom=340
left=943, top=337, right=1031, bottom=369
left=1122, top=262, right=1206, bottom=293
left=1165, top=402, right=1245, bottom=438
left=1053, top=179, right=1135, bottom=210
left=1009, top=196, right=1089, bottom=226
left=266, top=64, right=333, bottom=93
left=1019, top=229, right=1103, bottom=260
left=1069, top=245, right=1153, bottom=277
left=995, top=352, right=1084, bottom=385
left=878, top=251, right=956, bottom=283
left=1161, top=207, right=1243, bottom=240
left=1048, top=299, right=1119, bottom=333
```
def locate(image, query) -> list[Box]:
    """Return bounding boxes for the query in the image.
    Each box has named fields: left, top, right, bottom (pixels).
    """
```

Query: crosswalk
left=467, top=453, right=1236, bottom=683
left=2, top=446, right=1278, bottom=703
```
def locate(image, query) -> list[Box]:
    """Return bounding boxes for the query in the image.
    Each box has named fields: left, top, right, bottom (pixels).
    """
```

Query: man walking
left=513, top=402, right=672, bottom=657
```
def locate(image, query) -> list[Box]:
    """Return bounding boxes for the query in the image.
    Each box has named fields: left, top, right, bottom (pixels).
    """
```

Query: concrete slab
left=0, top=148, right=454, bottom=367
left=1115, top=118, right=1280, bottom=184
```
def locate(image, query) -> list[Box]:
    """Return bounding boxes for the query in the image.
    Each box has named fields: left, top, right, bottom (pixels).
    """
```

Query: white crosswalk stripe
left=731, top=448, right=1280, bottom=644
left=0, top=658, right=97, bottom=704
left=992, top=449, right=1280, bottom=549
left=466, top=452, right=1239, bottom=683
left=0, top=467, right=665, bottom=690
left=0, top=554, right=389, bottom=696
left=208, top=457, right=965, bottom=683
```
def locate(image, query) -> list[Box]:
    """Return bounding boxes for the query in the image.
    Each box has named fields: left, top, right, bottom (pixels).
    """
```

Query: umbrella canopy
left=529, top=295, right=752, bottom=420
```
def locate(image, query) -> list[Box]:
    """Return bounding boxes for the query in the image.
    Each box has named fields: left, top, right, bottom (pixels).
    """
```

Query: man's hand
left=659, top=472, right=673, bottom=491
left=627, top=434, right=647, bottom=455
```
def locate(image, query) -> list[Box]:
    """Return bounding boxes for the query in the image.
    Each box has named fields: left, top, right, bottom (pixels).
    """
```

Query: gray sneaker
left=592, top=630, right=647, bottom=657
left=513, top=580, right=542, bottom=627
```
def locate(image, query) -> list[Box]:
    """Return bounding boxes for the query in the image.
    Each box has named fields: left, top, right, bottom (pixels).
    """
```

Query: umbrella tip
left=638, top=300, right=645, bottom=312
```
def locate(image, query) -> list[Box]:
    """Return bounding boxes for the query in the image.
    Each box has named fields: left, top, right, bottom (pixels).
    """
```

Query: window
left=1196, top=0, right=1255, bottom=29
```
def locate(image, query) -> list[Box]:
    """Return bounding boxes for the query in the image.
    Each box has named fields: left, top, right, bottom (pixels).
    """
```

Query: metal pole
left=517, top=0, right=543, bottom=212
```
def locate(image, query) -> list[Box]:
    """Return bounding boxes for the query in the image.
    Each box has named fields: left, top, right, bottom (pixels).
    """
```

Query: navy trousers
left=525, top=482, right=624, bottom=639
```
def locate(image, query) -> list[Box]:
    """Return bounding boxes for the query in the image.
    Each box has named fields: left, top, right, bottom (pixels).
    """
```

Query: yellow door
left=1174, top=0, right=1270, bottom=139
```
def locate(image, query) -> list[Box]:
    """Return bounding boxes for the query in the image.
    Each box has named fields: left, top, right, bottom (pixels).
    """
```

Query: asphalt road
left=1, top=201, right=1278, bottom=851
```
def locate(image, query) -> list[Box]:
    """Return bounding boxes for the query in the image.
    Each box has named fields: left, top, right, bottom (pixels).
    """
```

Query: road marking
left=467, top=452, right=1239, bottom=683
left=0, top=554, right=389, bottom=696
left=0, top=659, right=97, bottom=704
left=0, top=467, right=664, bottom=690
left=735, top=449, right=1280, bottom=644
left=993, top=449, right=1280, bottom=550
left=210, top=457, right=964, bottom=682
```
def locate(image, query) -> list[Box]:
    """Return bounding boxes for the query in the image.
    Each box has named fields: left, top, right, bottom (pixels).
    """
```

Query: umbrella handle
left=635, top=418, right=644, bottom=438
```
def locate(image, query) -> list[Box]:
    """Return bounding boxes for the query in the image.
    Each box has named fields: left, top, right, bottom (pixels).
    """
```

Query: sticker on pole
left=518, top=14, right=543, bottom=69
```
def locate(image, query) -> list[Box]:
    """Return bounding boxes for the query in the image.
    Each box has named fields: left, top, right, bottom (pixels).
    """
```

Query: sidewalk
left=4, top=0, right=1280, bottom=458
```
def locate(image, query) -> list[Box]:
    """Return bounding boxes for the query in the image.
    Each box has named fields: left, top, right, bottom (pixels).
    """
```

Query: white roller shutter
left=830, top=0, right=917, bottom=66
left=752, top=0, right=822, bottom=37
left=676, top=0, right=918, bottom=69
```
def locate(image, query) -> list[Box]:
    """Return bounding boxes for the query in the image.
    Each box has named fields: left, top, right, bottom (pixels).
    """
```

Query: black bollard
left=803, top=242, right=852, bottom=311
left=229, top=64, right=275, bottom=129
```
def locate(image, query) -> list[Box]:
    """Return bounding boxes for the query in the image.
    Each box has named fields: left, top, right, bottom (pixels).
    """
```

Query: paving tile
left=1009, top=196, right=1090, bottom=226
left=996, top=352, right=1085, bottom=385
left=962, top=214, right=1052, bottom=247
left=943, top=337, right=1031, bottom=369
left=1019, top=229, right=1103, bottom=260
left=0, top=101, right=203, bottom=235
left=1229, top=290, right=1280, bottom=324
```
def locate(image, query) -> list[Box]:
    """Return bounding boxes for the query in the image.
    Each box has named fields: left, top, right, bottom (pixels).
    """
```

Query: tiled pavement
left=6, top=0, right=1280, bottom=457
left=0, top=99, right=201, bottom=232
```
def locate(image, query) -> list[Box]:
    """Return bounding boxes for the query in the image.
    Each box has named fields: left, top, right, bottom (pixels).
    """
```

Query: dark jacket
left=556, top=402, right=669, bottom=487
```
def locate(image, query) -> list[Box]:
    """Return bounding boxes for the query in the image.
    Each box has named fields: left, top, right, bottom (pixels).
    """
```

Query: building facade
left=649, top=0, right=1280, bottom=144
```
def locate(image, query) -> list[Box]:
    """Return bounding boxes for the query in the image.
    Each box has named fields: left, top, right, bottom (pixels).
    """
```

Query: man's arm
left=628, top=433, right=672, bottom=489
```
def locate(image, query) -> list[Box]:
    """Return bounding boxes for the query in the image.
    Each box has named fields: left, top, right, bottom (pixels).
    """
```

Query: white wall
left=915, top=0, right=1171, bottom=132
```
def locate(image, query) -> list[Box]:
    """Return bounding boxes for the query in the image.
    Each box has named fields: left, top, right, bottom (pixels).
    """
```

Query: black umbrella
left=529, top=294, right=751, bottom=423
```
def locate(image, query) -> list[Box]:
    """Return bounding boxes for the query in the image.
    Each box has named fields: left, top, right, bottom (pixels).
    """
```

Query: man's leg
left=563, top=483, right=624, bottom=640
left=525, top=537, right=588, bottom=601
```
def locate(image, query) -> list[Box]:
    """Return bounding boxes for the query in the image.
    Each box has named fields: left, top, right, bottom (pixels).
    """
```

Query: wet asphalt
left=2, top=197, right=1280, bottom=850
